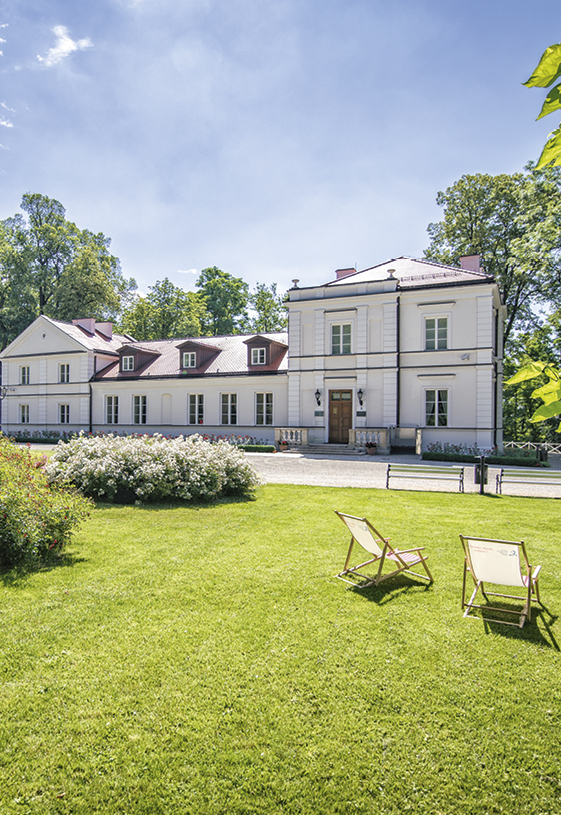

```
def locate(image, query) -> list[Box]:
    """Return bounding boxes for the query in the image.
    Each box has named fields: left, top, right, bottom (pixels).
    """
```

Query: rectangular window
left=251, top=348, right=266, bottom=365
left=59, top=363, right=70, bottom=383
left=221, top=393, right=237, bottom=425
left=20, top=366, right=30, bottom=385
left=20, top=404, right=29, bottom=424
left=106, top=395, right=119, bottom=424
left=256, top=392, right=273, bottom=426
left=331, top=324, right=351, bottom=355
left=426, top=389, right=448, bottom=427
left=133, top=395, right=147, bottom=425
left=122, top=355, right=135, bottom=371
left=188, top=394, right=204, bottom=425
left=59, top=404, right=70, bottom=424
left=425, top=317, right=448, bottom=350
left=183, top=351, right=197, bottom=368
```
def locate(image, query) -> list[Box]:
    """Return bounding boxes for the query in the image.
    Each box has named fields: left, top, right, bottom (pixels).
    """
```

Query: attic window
left=251, top=348, right=266, bottom=365
left=183, top=351, right=197, bottom=368
left=122, top=355, right=134, bottom=371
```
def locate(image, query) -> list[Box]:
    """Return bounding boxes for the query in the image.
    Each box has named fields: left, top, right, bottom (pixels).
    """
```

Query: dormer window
left=251, top=348, right=267, bottom=365
left=122, top=355, right=134, bottom=371
left=183, top=351, right=197, bottom=368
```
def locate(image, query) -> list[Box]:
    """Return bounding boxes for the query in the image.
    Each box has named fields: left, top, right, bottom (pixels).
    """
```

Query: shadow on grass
left=347, top=574, right=433, bottom=606
left=0, top=551, right=87, bottom=588
left=466, top=603, right=560, bottom=650
left=93, top=493, right=258, bottom=512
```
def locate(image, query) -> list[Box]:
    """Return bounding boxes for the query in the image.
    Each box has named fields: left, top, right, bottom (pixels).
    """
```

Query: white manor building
left=0, top=256, right=505, bottom=453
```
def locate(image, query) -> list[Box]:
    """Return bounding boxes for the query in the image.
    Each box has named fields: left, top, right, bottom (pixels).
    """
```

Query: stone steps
left=280, top=443, right=368, bottom=456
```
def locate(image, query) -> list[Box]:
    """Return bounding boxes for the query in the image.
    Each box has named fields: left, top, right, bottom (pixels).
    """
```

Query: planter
left=366, top=446, right=377, bottom=455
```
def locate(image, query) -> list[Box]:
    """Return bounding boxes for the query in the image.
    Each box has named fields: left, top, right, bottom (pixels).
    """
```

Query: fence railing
left=348, top=428, right=391, bottom=455
left=275, top=427, right=309, bottom=445
left=504, top=440, right=561, bottom=455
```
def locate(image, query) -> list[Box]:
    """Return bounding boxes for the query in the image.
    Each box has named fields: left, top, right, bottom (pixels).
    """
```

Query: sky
left=0, top=0, right=560, bottom=296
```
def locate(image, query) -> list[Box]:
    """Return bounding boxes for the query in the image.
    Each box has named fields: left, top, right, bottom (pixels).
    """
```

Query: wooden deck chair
left=335, top=512, right=433, bottom=587
left=460, top=535, right=543, bottom=628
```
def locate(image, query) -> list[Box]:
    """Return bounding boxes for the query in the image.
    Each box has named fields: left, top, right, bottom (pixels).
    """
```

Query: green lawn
left=1, top=484, right=560, bottom=815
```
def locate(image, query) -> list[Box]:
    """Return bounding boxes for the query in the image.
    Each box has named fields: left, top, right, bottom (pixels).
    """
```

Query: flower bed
left=421, top=442, right=549, bottom=467
left=46, top=433, right=262, bottom=504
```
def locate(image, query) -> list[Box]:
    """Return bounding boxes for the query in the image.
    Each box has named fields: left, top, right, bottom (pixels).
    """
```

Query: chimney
left=335, top=268, right=355, bottom=280
left=72, top=318, right=96, bottom=335
left=459, top=254, right=481, bottom=272
left=95, top=322, right=113, bottom=340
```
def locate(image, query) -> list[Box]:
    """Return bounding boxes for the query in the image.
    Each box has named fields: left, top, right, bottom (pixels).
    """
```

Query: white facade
left=285, top=257, right=505, bottom=450
left=0, top=257, right=505, bottom=451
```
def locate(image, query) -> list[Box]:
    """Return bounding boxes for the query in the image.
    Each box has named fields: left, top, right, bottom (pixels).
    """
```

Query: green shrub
left=421, top=451, right=549, bottom=467
left=239, top=444, right=277, bottom=453
left=0, top=436, right=92, bottom=569
left=46, top=433, right=262, bottom=503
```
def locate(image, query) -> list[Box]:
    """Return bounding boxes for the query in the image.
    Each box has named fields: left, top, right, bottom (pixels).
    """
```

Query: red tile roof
left=94, top=332, right=289, bottom=380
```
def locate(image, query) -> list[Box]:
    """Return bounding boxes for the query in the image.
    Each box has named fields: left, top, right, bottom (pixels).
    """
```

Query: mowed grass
left=1, top=484, right=561, bottom=815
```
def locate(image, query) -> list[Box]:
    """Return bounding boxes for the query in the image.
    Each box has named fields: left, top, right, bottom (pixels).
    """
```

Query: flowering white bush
left=46, top=433, right=262, bottom=503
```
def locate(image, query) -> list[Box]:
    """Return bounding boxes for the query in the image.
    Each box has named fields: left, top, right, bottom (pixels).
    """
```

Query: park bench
left=386, top=463, right=465, bottom=492
left=495, top=467, right=561, bottom=495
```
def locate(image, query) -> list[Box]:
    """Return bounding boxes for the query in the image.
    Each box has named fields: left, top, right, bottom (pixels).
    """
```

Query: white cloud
left=0, top=117, right=13, bottom=128
left=177, top=268, right=198, bottom=274
left=1, top=102, right=15, bottom=112
left=37, top=25, right=93, bottom=68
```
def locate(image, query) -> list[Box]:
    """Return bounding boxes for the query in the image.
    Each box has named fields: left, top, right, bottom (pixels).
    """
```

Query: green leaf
left=505, top=361, right=547, bottom=384
left=537, top=83, right=561, bottom=119
left=529, top=400, right=561, bottom=422
left=531, top=379, right=561, bottom=402
left=536, top=124, right=561, bottom=168
left=524, top=43, right=561, bottom=88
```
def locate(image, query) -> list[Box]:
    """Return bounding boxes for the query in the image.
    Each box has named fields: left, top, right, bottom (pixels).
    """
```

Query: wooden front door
left=329, top=390, right=353, bottom=443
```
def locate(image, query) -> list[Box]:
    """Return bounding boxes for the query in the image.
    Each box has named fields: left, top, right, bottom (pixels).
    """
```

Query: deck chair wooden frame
left=335, top=512, right=433, bottom=587
left=460, top=535, right=543, bottom=628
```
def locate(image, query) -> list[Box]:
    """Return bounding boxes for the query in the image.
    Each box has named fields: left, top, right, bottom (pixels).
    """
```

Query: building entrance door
left=329, top=390, right=353, bottom=443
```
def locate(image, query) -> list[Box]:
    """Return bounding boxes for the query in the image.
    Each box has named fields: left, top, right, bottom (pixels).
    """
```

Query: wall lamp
left=357, top=388, right=364, bottom=406
left=314, top=389, right=322, bottom=406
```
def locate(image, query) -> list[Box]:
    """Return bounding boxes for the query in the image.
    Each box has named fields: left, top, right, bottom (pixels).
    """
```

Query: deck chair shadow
left=460, top=535, right=543, bottom=628
left=335, top=512, right=433, bottom=588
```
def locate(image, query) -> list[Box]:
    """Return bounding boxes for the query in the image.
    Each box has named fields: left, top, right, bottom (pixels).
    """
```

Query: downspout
left=493, top=308, right=498, bottom=449
left=89, top=355, right=96, bottom=433
left=396, top=294, right=401, bottom=430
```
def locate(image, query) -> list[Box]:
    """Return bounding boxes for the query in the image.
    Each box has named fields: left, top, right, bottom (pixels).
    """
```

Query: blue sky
left=0, top=0, right=559, bottom=295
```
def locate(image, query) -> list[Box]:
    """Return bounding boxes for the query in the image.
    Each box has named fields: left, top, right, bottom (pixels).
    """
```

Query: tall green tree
left=120, top=278, right=207, bottom=341
left=196, top=267, right=249, bottom=336
left=0, top=193, right=135, bottom=348
left=424, top=166, right=561, bottom=348
left=248, top=283, right=287, bottom=332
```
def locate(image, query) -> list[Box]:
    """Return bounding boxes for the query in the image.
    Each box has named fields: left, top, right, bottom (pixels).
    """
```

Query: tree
left=424, top=167, right=561, bottom=348
left=0, top=193, right=135, bottom=348
left=506, top=359, right=561, bottom=434
left=196, top=267, right=249, bottom=336
left=524, top=42, right=561, bottom=168
left=503, top=315, right=561, bottom=441
left=248, top=283, right=287, bottom=332
left=120, top=278, right=207, bottom=341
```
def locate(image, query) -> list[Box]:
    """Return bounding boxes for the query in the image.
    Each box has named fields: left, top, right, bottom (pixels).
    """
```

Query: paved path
left=246, top=450, right=561, bottom=497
